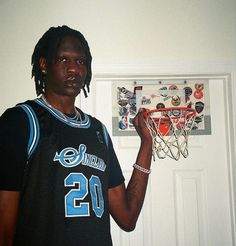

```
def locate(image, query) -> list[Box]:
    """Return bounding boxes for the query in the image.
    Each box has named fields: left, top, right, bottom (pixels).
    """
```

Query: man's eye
left=57, top=57, right=67, bottom=62
left=77, top=59, right=87, bottom=65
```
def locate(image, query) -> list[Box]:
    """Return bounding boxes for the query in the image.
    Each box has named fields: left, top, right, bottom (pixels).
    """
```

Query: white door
left=79, top=75, right=235, bottom=246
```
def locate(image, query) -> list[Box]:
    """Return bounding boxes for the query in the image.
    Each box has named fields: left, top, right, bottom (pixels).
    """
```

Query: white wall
left=1, top=1, right=236, bottom=244
left=0, top=0, right=235, bottom=113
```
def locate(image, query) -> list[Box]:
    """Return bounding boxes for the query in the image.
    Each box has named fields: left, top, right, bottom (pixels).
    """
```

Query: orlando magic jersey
left=6, top=98, right=124, bottom=246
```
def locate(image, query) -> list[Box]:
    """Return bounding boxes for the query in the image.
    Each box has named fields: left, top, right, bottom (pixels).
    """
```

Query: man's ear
left=39, top=57, right=47, bottom=74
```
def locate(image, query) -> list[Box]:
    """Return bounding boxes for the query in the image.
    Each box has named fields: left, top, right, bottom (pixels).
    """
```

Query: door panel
left=80, top=76, right=234, bottom=246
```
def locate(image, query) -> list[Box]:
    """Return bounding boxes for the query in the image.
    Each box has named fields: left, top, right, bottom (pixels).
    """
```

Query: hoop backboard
left=112, top=79, right=211, bottom=136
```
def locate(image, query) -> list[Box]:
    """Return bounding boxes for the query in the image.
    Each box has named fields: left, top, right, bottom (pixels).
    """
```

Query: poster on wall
left=112, top=79, right=211, bottom=136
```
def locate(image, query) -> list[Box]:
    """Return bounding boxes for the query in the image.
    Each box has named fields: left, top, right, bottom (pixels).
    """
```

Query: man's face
left=43, top=36, right=87, bottom=98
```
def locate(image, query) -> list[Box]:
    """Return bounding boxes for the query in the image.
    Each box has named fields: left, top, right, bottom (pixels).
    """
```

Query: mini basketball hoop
left=144, top=107, right=196, bottom=161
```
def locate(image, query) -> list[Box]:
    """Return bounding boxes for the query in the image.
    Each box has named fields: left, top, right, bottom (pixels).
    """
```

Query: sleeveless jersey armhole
left=101, top=124, right=109, bottom=149
left=16, top=104, right=40, bottom=160
left=101, top=124, right=125, bottom=188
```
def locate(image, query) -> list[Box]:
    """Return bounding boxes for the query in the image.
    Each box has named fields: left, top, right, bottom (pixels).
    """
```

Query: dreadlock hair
left=31, top=25, right=92, bottom=97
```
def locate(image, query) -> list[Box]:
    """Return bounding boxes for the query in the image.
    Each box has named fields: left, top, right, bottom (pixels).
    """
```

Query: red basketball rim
left=144, top=107, right=196, bottom=122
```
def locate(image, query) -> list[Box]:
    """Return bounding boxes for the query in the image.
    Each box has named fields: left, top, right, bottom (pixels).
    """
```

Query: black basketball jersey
left=7, top=98, right=124, bottom=246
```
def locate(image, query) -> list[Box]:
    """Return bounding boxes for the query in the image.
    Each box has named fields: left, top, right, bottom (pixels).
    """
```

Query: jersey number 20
left=64, top=173, right=104, bottom=218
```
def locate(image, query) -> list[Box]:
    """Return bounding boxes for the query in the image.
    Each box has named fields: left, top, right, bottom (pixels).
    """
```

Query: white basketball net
left=145, top=108, right=196, bottom=161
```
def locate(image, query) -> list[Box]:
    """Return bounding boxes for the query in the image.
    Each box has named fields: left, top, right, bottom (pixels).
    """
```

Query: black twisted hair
left=31, top=25, right=92, bottom=97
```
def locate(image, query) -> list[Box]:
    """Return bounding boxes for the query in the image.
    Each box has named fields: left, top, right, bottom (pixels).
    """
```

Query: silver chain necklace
left=41, top=95, right=82, bottom=122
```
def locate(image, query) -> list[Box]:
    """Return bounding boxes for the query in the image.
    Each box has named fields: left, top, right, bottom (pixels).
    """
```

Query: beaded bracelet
left=133, top=163, right=151, bottom=174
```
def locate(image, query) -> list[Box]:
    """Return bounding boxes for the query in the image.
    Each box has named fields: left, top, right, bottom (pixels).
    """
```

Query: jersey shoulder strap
left=16, top=103, right=40, bottom=159
left=101, top=124, right=109, bottom=148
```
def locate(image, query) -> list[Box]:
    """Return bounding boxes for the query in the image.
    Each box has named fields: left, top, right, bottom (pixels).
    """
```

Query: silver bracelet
left=133, top=163, right=151, bottom=174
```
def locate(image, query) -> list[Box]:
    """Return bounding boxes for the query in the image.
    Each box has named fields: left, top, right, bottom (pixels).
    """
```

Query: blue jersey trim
left=17, top=104, right=40, bottom=159
left=34, top=98, right=91, bottom=129
left=102, top=125, right=109, bottom=149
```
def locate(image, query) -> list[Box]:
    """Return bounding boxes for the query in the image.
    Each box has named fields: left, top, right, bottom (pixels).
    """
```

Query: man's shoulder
left=16, top=99, right=40, bottom=108
left=0, top=99, right=41, bottom=127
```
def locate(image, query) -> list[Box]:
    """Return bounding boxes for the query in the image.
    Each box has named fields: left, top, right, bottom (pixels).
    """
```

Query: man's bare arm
left=108, top=108, right=153, bottom=231
left=0, top=191, right=20, bottom=246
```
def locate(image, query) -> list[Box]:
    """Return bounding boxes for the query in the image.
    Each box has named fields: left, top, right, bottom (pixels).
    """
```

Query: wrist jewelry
left=133, top=163, right=151, bottom=174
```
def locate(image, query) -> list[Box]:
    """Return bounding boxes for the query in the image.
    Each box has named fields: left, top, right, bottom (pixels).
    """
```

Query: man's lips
left=64, top=81, right=79, bottom=87
left=64, top=77, right=83, bottom=88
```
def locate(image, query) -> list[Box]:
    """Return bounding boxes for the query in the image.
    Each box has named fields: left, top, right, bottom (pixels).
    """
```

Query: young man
left=0, top=26, right=152, bottom=246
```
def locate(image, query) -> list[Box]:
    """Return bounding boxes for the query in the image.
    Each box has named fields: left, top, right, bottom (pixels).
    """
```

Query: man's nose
left=67, top=61, right=79, bottom=74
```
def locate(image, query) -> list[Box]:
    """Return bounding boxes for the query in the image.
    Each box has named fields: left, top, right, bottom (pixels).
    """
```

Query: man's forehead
left=58, top=36, right=83, bottom=50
